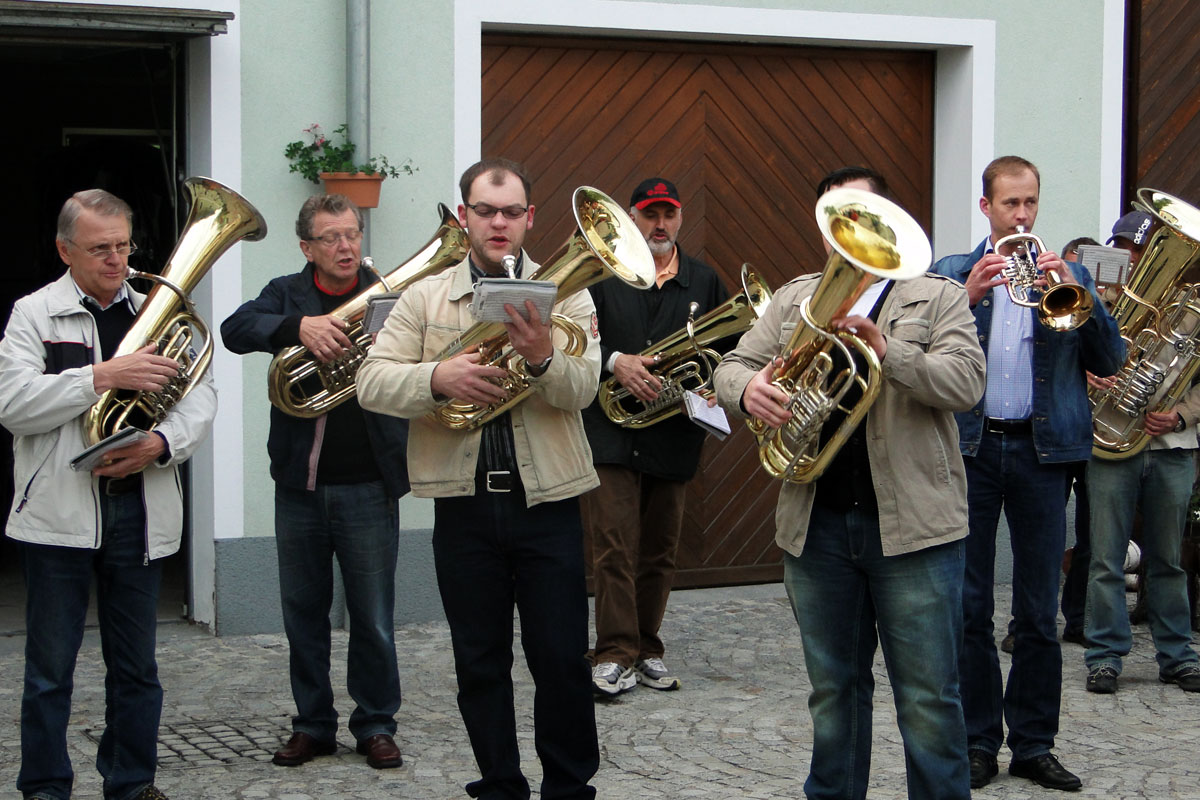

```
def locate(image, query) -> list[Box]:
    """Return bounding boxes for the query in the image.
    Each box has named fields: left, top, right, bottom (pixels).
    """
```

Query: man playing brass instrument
left=0, top=189, right=217, bottom=800
left=582, top=177, right=729, bottom=696
left=714, top=167, right=986, bottom=800
left=220, top=194, right=409, bottom=770
left=357, top=158, right=601, bottom=800
left=931, top=156, right=1124, bottom=792
left=1082, top=209, right=1200, bottom=696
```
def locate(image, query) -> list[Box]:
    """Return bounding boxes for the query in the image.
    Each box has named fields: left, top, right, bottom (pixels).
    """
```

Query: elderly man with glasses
left=0, top=189, right=217, bottom=800
left=220, top=193, right=410, bottom=771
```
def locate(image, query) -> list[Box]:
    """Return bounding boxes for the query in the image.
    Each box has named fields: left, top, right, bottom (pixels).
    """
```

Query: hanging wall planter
left=319, top=172, right=386, bottom=208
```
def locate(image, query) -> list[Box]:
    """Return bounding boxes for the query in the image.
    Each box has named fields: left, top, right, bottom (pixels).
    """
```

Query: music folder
left=363, top=292, right=401, bottom=335
left=684, top=390, right=730, bottom=440
left=469, top=278, right=558, bottom=323
left=70, top=428, right=151, bottom=472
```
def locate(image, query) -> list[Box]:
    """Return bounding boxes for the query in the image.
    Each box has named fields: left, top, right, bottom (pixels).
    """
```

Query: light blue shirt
left=982, top=238, right=1035, bottom=420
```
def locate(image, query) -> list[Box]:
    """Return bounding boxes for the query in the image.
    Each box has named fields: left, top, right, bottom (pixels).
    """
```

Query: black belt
left=477, top=469, right=520, bottom=494
left=99, top=474, right=142, bottom=496
left=985, top=417, right=1032, bottom=435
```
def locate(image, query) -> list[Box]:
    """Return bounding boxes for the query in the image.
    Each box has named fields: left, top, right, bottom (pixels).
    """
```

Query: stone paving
left=1, top=583, right=1198, bottom=799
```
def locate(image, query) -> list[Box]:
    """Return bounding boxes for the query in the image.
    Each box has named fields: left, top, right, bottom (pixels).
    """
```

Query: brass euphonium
left=996, top=225, right=1094, bottom=331
left=84, top=177, right=267, bottom=446
left=598, top=263, right=773, bottom=429
left=1091, top=188, right=1200, bottom=459
left=752, top=187, right=930, bottom=483
left=431, top=186, right=656, bottom=431
left=267, top=203, right=468, bottom=418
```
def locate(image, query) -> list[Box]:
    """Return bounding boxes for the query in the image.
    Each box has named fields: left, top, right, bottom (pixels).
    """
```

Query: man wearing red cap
left=581, top=177, right=729, bottom=696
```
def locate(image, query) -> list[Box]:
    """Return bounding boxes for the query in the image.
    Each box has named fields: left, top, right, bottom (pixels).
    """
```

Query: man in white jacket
left=0, top=189, right=216, bottom=800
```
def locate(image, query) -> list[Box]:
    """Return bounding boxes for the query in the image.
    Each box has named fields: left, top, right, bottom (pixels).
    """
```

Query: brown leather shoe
left=272, top=731, right=337, bottom=766
left=356, top=733, right=404, bottom=769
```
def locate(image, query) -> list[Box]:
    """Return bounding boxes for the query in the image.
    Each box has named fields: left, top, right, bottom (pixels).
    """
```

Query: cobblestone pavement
left=1, top=583, right=1198, bottom=799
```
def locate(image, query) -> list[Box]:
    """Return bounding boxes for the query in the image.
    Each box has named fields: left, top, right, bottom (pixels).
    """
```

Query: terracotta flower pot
left=319, top=172, right=385, bottom=208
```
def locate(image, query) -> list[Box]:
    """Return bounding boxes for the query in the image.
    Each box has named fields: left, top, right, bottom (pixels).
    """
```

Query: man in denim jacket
left=930, top=156, right=1125, bottom=792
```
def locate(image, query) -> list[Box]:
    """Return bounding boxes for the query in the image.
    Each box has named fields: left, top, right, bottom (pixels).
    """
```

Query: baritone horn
left=1091, top=188, right=1200, bottom=459
left=996, top=225, right=1093, bottom=331
left=84, top=177, right=267, bottom=446
left=752, top=187, right=930, bottom=483
left=267, top=204, right=468, bottom=418
left=431, top=186, right=656, bottom=430
left=599, top=264, right=773, bottom=428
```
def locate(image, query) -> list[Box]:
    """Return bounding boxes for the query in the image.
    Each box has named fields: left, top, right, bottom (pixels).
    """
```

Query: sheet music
left=70, top=428, right=151, bottom=472
left=684, top=390, right=730, bottom=439
left=470, top=279, right=558, bottom=322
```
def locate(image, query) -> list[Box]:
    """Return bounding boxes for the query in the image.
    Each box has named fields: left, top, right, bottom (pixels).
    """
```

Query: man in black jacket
left=220, top=194, right=409, bottom=770
left=582, top=178, right=729, bottom=695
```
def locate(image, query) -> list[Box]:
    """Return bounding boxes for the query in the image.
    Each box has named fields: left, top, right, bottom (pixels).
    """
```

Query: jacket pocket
left=890, top=318, right=931, bottom=351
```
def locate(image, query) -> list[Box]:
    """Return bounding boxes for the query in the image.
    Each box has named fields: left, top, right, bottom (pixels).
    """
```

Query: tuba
left=84, top=177, right=267, bottom=446
left=431, top=186, right=656, bottom=430
left=996, top=225, right=1094, bottom=332
left=1091, top=188, right=1200, bottom=459
left=752, top=187, right=930, bottom=483
left=267, top=204, right=468, bottom=418
left=598, top=264, right=773, bottom=429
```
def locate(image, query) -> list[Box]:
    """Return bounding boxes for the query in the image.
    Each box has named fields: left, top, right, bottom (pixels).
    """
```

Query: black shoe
left=1062, top=628, right=1086, bottom=645
left=1160, top=662, right=1200, bottom=692
left=1086, top=664, right=1118, bottom=694
left=1009, top=753, right=1082, bottom=791
left=1000, top=633, right=1015, bottom=654
left=130, top=787, right=170, bottom=800
left=969, top=750, right=998, bottom=789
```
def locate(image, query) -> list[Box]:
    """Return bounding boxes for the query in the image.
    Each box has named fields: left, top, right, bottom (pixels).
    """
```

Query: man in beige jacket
left=713, top=167, right=986, bottom=800
left=357, top=158, right=601, bottom=800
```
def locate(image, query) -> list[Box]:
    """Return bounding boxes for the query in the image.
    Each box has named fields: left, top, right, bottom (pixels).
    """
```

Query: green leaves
left=283, top=123, right=416, bottom=184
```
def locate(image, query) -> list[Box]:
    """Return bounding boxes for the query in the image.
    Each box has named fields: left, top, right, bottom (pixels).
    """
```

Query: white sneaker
left=634, top=657, right=681, bottom=690
left=592, top=662, right=636, bottom=695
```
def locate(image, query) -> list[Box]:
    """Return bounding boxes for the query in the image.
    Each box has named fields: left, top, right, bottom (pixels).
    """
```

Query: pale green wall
left=231, top=0, right=1112, bottom=540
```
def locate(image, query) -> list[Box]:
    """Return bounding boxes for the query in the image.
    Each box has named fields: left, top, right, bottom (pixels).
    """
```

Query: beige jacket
left=357, top=254, right=601, bottom=505
left=713, top=273, right=986, bottom=557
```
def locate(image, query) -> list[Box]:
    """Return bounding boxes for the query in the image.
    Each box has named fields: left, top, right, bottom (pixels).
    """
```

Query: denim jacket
left=930, top=239, right=1126, bottom=463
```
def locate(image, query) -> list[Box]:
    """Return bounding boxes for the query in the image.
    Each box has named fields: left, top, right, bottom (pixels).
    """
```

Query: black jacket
left=582, top=245, right=730, bottom=481
left=220, top=262, right=410, bottom=498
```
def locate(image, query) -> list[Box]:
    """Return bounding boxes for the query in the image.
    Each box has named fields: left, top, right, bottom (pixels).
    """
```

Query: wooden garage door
left=482, top=35, right=934, bottom=587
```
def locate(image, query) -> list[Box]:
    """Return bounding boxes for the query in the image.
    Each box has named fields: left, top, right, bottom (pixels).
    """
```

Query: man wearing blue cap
left=1082, top=210, right=1200, bottom=695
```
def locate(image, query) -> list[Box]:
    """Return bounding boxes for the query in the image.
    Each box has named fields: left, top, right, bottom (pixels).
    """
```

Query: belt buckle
left=485, top=470, right=513, bottom=493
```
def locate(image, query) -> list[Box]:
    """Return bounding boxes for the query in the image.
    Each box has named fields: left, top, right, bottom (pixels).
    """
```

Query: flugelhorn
left=84, top=177, right=267, bottom=446
left=599, top=264, right=772, bottom=429
left=751, top=187, right=930, bottom=483
left=1091, top=188, right=1200, bottom=459
left=996, top=225, right=1093, bottom=331
left=431, top=186, right=656, bottom=430
left=267, top=203, right=468, bottom=418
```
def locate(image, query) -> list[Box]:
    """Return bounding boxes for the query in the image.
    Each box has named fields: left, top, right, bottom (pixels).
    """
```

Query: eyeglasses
left=307, top=230, right=364, bottom=247
left=67, top=239, right=138, bottom=258
left=466, top=203, right=529, bottom=220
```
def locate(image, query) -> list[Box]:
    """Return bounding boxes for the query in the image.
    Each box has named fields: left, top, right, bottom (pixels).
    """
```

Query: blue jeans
left=19, top=491, right=163, bottom=800
left=1085, top=449, right=1200, bottom=675
left=960, top=431, right=1072, bottom=760
left=274, top=481, right=401, bottom=743
left=783, top=503, right=969, bottom=800
left=433, top=487, right=598, bottom=800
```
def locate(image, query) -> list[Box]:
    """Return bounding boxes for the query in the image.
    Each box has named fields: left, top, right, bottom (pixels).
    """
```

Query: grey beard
left=647, top=238, right=674, bottom=257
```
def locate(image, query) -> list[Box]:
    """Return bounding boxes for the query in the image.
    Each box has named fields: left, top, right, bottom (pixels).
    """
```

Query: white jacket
left=0, top=272, right=217, bottom=559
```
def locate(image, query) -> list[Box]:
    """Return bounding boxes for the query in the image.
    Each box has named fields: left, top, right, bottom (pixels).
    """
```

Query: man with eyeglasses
left=0, top=189, right=217, bottom=800
left=220, top=193, right=409, bottom=771
left=358, top=158, right=602, bottom=800
left=581, top=177, right=729, bottom=696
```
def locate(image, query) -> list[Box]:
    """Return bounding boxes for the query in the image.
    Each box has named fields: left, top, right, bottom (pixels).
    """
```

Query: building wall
left=210, top=0, right=1120, bottom=632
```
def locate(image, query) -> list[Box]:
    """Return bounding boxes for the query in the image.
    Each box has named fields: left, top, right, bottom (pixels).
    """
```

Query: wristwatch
left=528, top=353, right=553, bottom=377
left=1175, top=414, right=1187, bottom=433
